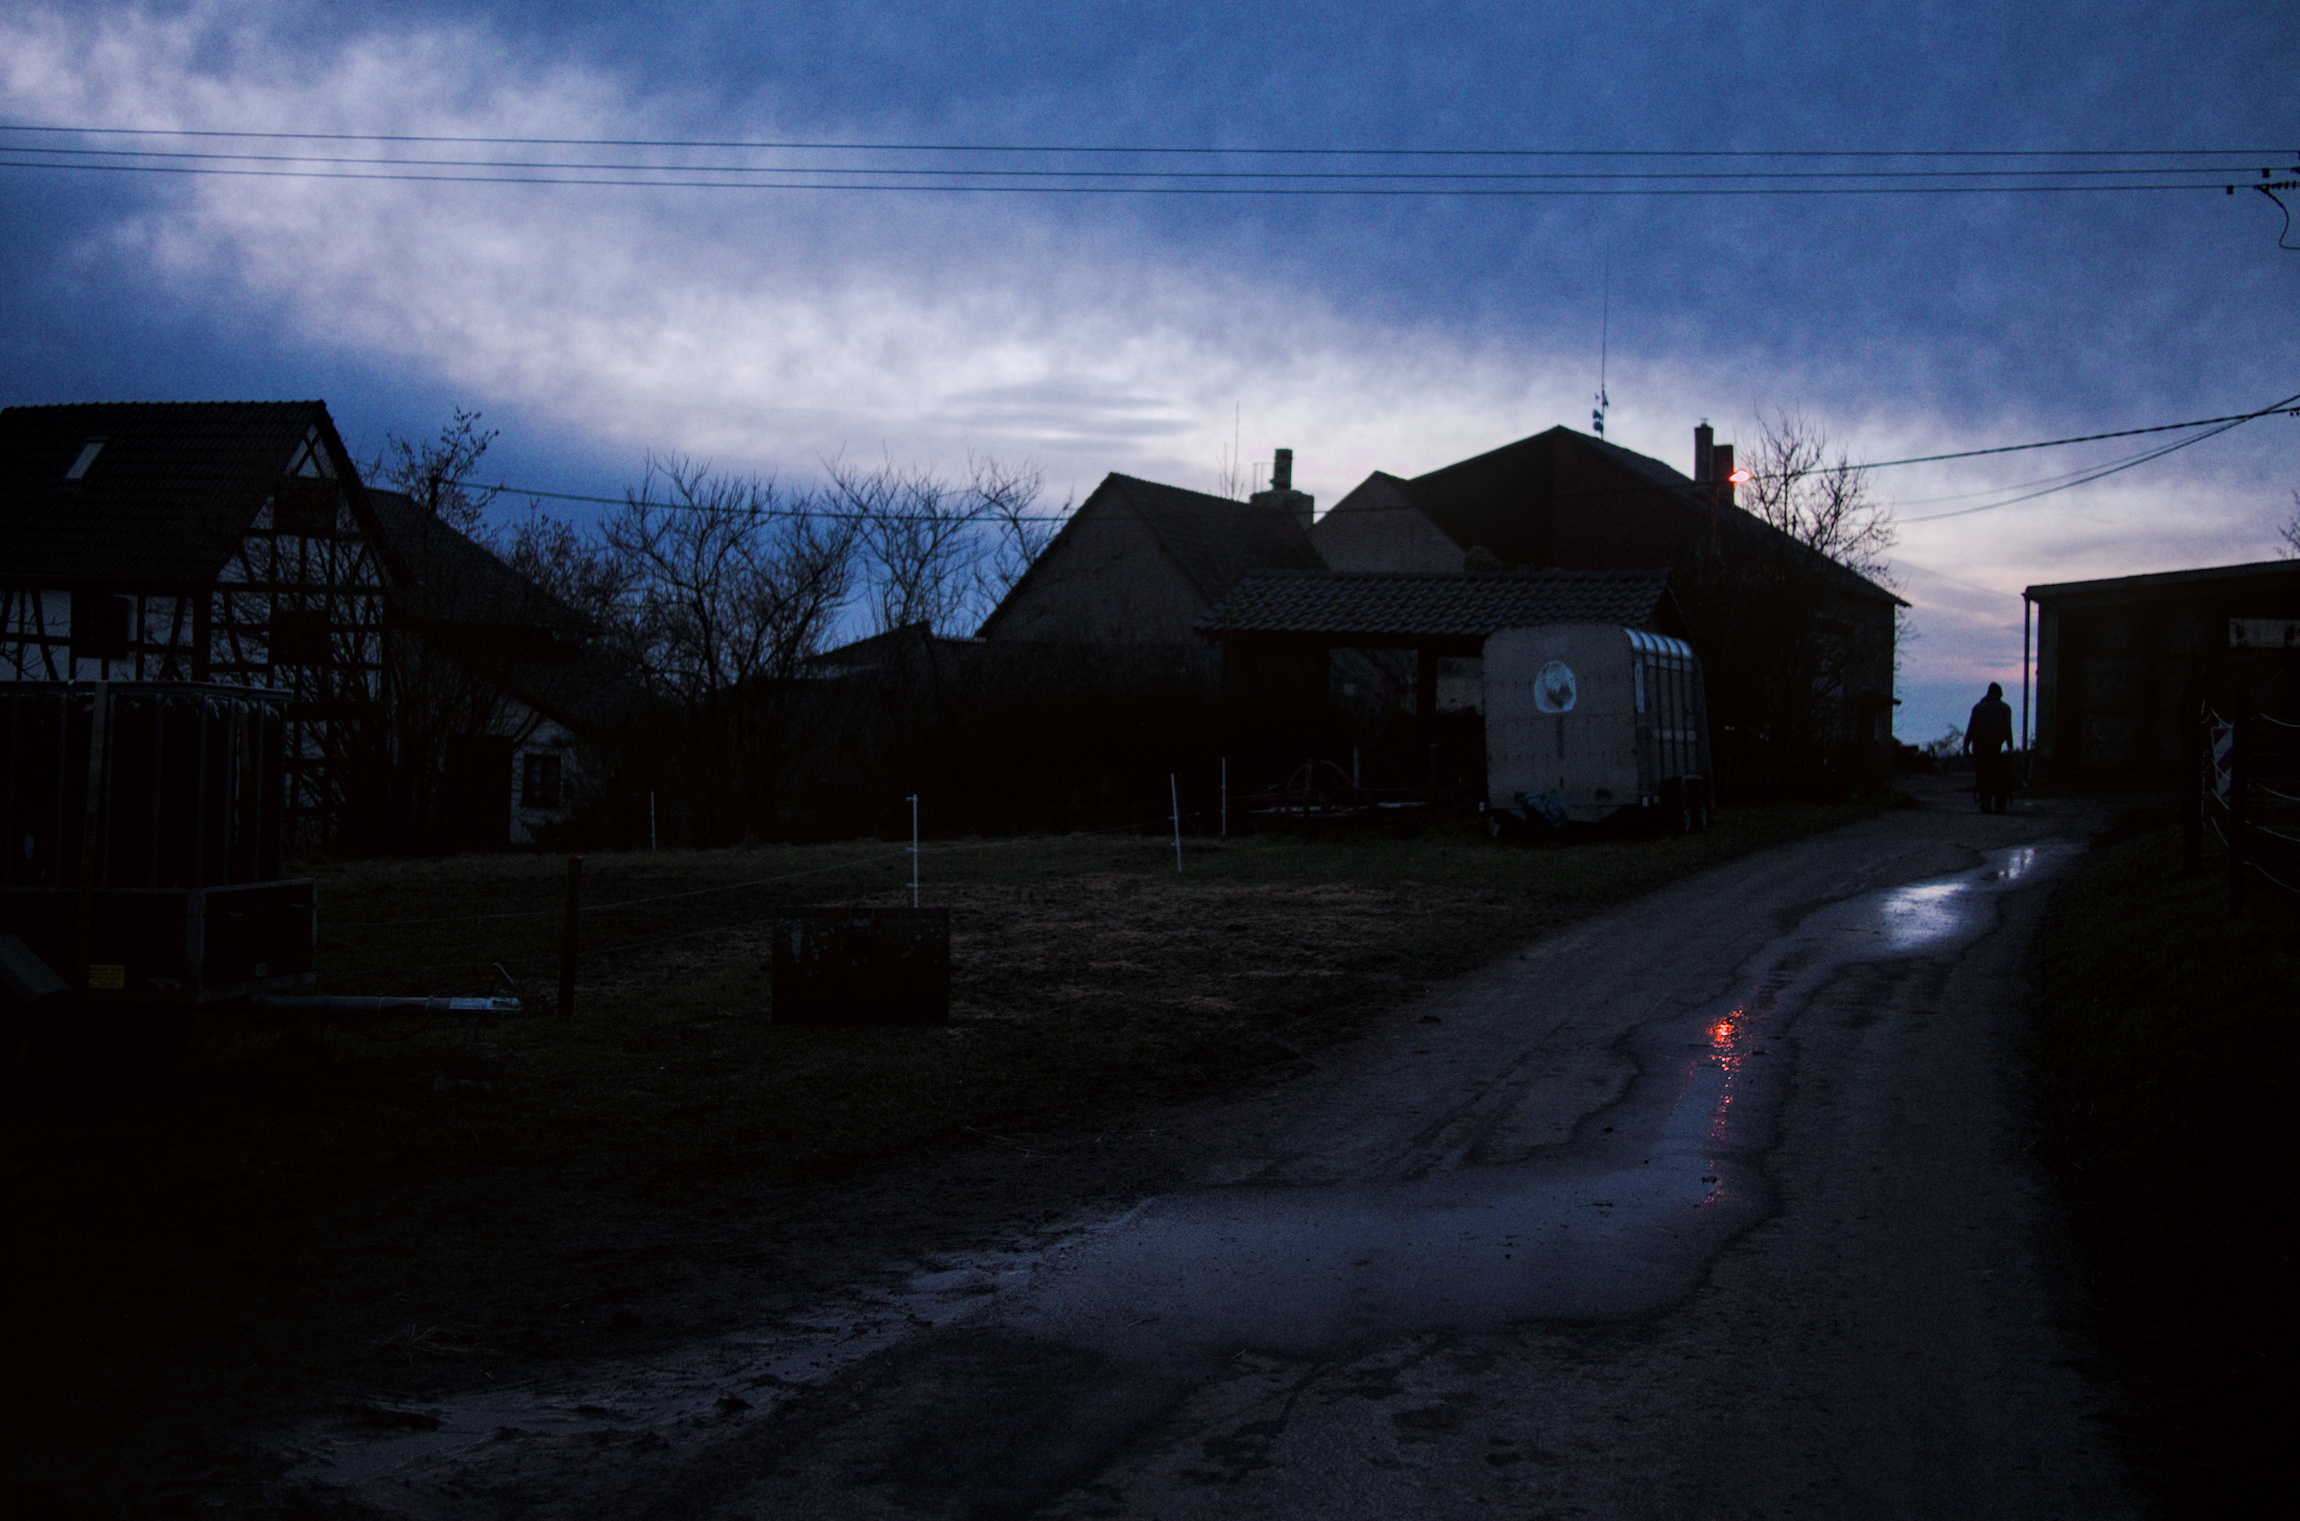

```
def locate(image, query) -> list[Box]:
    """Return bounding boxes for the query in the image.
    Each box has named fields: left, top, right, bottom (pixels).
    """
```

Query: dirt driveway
left=257, top=777, right=2136, bottom=1519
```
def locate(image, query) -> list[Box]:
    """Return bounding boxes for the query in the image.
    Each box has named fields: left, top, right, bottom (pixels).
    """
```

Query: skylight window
left=64, top=438, right=106, bottom=480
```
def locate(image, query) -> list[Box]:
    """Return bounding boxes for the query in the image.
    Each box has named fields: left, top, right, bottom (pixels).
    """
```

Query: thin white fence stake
left=1170, top=773, right=1183, bottom=873
left=909, top=793, right=920, bottom=907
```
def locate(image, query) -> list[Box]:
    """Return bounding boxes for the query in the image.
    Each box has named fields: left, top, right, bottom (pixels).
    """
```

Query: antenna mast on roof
left=1591, top=251, right=1611, bottom=439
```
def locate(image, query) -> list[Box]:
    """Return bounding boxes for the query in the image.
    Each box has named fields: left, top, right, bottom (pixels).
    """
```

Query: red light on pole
left=1728, top=468, right=1751, bottom=485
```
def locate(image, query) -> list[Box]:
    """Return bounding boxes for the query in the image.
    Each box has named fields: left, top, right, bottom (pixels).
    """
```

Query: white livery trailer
left=1483, top=624, right=1712, bottom=829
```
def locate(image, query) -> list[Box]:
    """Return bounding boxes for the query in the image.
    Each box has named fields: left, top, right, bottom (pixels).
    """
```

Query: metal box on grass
left=770, top=907, right=950, bottom=1026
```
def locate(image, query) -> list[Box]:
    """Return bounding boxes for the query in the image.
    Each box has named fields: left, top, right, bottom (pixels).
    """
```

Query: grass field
left=2024, top=817, right=2297, bottom=1515
left=3, top=797, right=1900, bottom=1490
left=255, top=797, right=1906, bottom=1195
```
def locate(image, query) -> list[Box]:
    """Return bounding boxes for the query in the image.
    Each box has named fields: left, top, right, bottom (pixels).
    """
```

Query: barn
left=2026, top=558, right=2300, bottom=781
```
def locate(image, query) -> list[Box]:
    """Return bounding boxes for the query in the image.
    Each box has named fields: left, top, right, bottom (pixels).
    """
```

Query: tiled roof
left=0, top=400, right=337, bottom=585
left=1103, top=473, right=1325, bottom=601
left=366, top=489, right=588, bottom=634
left=1402, top=426, right=1903, bottom=608
left=1199, top=569, right=1674, bottom=637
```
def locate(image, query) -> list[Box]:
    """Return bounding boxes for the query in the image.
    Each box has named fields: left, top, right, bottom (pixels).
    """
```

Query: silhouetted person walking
left=1965, top=682, right=2014, bottom=813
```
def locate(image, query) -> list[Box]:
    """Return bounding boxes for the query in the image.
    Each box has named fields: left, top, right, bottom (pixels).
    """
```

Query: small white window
left=65, top=438, right=106, bottom=480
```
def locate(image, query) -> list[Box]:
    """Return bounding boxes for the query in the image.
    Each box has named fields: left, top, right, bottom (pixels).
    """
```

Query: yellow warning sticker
left=87, top=964, right=127, bottom=990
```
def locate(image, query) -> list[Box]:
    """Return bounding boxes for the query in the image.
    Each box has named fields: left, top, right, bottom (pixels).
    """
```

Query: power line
left=1874, top=441, right=2181, bottom=506
left=3, top=124, right=2288, bottom=157
left=5, top=143, right=2280, bottom=184
left=1844, top=402, right=2300, bottom=472
left=468, top=396, right=2298, bottom=526
left=0, top=158, right=2250, bottom=195
left=1899, top=391, right=2300, bottom=522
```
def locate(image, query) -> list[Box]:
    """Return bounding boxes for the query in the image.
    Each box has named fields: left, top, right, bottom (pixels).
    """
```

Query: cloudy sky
left=4, top=0, right=2295, bottom=741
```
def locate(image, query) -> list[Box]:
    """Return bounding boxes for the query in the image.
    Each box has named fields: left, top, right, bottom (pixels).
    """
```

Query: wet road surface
left=299, top=781, right=2138, bottom=1519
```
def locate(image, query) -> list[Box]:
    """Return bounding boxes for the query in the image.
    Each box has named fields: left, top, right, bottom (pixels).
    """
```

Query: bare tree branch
left=585, top=457, right=861, bottom=841
left=970, top=455, right=1064, bottom=617
left=1739, top=409, right=1897, bottom=584
left=827, top=455, right=985, bottom=636
left=606, top=456, right=858, bottom=695
left=827, top=453, right=1066, bottom=636
left=368, top=407, right=502, bottom=533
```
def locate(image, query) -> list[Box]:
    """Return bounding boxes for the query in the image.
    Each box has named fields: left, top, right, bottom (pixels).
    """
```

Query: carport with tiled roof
left=1197, top=568, right=1684, bottom=793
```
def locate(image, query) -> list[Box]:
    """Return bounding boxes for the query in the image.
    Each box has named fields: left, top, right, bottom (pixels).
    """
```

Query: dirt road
left=289, top=779, right=2137, bottom=1519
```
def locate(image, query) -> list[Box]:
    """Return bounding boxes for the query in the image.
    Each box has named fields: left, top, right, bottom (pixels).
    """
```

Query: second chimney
left=1714, top=443, right=1736, bottom=507
left=1250, top=447, right=1315, bottom=531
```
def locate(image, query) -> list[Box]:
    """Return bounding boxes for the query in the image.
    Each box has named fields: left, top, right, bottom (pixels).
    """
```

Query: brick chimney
left=1714, top=443, right=1736, bottom=507
left=1250, top=446, right=1316, bottom=531
left=1694, top=421, right=1713, bottom=485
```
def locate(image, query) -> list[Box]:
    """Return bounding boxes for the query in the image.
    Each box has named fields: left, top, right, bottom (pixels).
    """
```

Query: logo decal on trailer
left=1534, top=660, right=1578, bottom=713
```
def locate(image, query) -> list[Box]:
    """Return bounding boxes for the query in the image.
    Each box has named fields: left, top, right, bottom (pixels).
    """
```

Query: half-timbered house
left=1, top=400, right=601, bottom=851
left=2, top=401, right=393, bottom=849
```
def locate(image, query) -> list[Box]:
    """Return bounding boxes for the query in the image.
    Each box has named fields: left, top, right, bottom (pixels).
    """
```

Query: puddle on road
left=292, top=845, right=2066, bottom=1496
left=1010, top=842, right=2063, bottom=1364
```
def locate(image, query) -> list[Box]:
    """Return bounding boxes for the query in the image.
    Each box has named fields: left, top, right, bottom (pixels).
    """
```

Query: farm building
left=1, top=401, right=392, bottom=849
left=1313, top=424, right=1904, bottom=793
left=0, top=401, right=595, bottom=851
left=979, top=457, right=1323, bottom=647
left=2026, top=558, right=2300, bottom=781
left=361, top=489, right=603, bottom=848
left=1198, top=568, right=1683, bottom=793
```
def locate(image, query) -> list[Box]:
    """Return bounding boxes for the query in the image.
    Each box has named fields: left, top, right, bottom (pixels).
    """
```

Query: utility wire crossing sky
left=4, top=124, right=2296, bottom=194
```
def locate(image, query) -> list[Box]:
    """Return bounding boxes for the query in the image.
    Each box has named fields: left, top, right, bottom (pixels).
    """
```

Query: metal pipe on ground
left=252, top=995, right=524, bottom=1018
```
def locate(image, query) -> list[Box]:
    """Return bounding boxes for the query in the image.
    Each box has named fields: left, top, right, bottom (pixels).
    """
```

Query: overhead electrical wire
left=456, top=396, right=2298, bottom=525
left=1897, top=390, right=2300, bottom=522
left=1870, top=444, right=2187, bottom=507
left=0, top=160, right=2255, bottom=195
left=17, top=120, right=2271, bottom=514
left=1826, top=403, right=2300, bottom=472
left=1, top=124, right=2287, bottom=156
left=0, top=123, right=2288, bottom=195
left=4, top=144, right=2276, bottom=183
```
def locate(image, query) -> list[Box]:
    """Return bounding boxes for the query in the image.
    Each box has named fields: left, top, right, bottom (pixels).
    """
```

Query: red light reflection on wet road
left=1706, top=1009, right=1746, bottom=1142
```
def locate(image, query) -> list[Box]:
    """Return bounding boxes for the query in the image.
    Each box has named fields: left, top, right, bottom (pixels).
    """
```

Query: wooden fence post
left=2183, top=692, right=2203, bottom=876
left=2227, top=703, right=2247, bottom=919
left=559, top=854, right=583, bottom=1016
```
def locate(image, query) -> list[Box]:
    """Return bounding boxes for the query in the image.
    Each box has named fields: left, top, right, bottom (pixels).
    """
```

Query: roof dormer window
left=65, top=438, right=106, bottom=480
